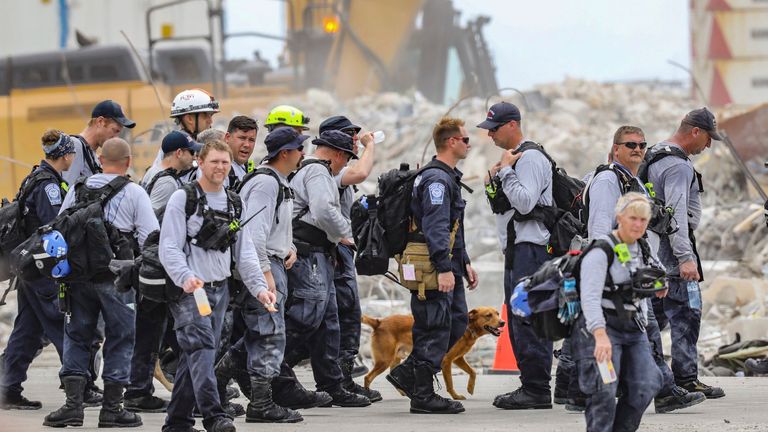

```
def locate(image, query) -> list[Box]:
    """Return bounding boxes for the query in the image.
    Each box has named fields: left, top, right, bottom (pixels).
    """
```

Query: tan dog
left=361, top=306, right=504, bottom=400
left=154, top=359, right=174, bottom=392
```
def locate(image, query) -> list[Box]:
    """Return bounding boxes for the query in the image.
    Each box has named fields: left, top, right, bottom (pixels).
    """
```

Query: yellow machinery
left=0, top=0, right=498, bottom=198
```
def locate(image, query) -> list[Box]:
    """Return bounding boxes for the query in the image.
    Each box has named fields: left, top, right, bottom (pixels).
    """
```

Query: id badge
left=402, top=264, right=416, bottom=281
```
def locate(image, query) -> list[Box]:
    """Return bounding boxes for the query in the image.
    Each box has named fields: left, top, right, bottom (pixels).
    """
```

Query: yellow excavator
left=0, top=0, right=498, bottom=198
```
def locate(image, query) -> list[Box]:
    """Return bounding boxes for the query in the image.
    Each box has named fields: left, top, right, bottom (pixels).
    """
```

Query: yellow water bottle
left=193, top=282, right=212, bottom=316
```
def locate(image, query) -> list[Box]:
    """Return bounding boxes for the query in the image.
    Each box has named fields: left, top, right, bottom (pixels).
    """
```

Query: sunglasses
left=617, top=141, right=647, bottom=150
left=451, top=136, right=470, bottom=144
left=489, top=122, right=509, bottom=133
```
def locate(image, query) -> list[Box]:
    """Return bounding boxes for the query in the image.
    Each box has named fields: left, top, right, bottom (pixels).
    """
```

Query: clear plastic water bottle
left=194, top=287, right=212, bottom=316
left=373, top=130, right=386, bottom=144
left=687, top=281, right=702, bottom=310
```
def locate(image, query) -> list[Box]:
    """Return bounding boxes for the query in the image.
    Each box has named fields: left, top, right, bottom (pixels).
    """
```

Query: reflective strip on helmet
left=171, top=101, right=221, bottom=116
left=139, top=275, right=166, bottom=286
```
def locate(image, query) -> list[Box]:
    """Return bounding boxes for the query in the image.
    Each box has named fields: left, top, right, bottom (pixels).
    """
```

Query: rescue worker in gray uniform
left=159, top=140, right=273, bottom=432
left=319, top=115, right=381, bottom=402
left=572, top=192, right=663, bottom=432
left=478, top=102, right=553, bottom=409
left=44, top=138, right=158, bottom=428
left=274, top=130, right=370, bottom=408
left=643, top=108, right=725, bottom=399
left=228, top=127, right=308, bottom=423
left=125, top=131, right=201, bottom=413
left=577, top=126, right=707, bottom=413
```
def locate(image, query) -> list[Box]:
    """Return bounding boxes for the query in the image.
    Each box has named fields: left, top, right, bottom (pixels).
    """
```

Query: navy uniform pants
left=241, top=257, right=288, bottom=379
left=655, top=236, right=701, bottom=384
left=1, top=278, right=64, bottom=396
left=164, top=282, right=229, bottom=432
left=572, top=314, right=662, bottom=432
left=504, top=242, right=552, bottom=394
left=281, top=251, right=344, bottom=391
left=334, top=244, right=362, bottom=363
left=409, top=254, right=468, bottom=372
left=557, top=298, right=676, bottom=399
left=60, top=281, right=135, bottom=385
left=125, top=298, right=172, bottom=399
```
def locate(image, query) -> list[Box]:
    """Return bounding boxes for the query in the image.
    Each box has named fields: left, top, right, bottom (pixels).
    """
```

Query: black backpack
left=0, top=168, right=63, bottom=281
left=509, top=142, right=586, bottom=255
left=11, top=176, right=132, bottom=283
left=352, top=194, right=390, bottom=276
left=581, top=163, right=645, bottom=227
left=236, top=167, right=290, bottom=224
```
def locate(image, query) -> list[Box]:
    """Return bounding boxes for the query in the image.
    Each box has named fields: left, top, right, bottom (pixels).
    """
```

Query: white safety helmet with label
left=170, top=89, right=220, bottom=117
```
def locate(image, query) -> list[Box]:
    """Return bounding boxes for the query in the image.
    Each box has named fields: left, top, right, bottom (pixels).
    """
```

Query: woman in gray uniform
left=573, top=192, right=665, bottom=432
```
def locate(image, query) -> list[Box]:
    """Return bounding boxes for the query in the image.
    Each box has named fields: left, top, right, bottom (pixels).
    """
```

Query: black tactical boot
left=677, top=378, right=725, bottom=399
left=83, top=380, right=103, bottom=408
left=341, top=358, right=382, bottom=402
left=654, top=385, right=706, bottom=413
left=351, top=355, right=369, bottom=378
left=215, top=350, right=250, bottom=403
left=43, top=375, right=86, bottom=427
left=124, top=394, right=169, bottom=413
left=386, top=357, right=416, bottom=399
left=0, top=390, right=42, bottom=410
left=97, top=381, right=143, bottom=428
left=245, top=376, right=303, bottom=423
left=208, top=417, right=236, bottom=432
left=326, top=384, right=371, bottom=407
left=410, top=364, right=464, bottom=414
left=493, top=387, right=552, bottom=410
left=271, top=379, right=332, bottom=410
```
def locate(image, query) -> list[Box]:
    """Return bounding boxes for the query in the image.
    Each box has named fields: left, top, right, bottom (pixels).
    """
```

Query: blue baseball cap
left=162, top=131, right=203, bottom=154
left=264, top=127, right=309, bottom=161
left=477, top=102, right=521, bottom=130
left=91, top=100, right=136, bottom=128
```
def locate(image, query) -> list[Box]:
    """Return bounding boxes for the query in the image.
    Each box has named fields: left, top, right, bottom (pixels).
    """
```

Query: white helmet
left=170, top=89, right=220, bottom=117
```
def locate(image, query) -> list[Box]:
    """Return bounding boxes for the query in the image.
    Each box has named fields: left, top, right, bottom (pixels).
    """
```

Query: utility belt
left=396, top=220, right=459, bottom=301
left=293, top=219, right=335, bottom=256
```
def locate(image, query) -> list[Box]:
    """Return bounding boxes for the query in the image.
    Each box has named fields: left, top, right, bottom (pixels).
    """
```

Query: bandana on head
left=43, top=132, right=76, bottom=159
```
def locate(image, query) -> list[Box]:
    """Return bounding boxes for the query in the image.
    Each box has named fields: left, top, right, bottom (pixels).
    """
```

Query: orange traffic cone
left=487, top=305, right=519, bottom=374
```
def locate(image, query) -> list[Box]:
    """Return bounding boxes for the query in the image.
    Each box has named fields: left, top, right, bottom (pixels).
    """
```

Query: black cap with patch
left=683, top=107, right=723, bottom=141
left=477, top=102, right=521, bottom=130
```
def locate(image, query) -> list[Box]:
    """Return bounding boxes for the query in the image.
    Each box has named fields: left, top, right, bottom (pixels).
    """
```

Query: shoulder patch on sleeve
left=428, top=182, right=445, bottom=205
left=44, top=183, right=62, bottom=205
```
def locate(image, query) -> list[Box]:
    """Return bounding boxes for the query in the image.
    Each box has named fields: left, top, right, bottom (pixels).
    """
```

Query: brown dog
left=361, top=306, right=504, bottom=400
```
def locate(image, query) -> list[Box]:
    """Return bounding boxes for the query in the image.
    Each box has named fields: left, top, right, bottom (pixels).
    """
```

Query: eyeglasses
left=616, top=141, right=647, bottom=150
left=489, top=122, right=508, bottom=133
left=451, top=136, right=470, bottom=144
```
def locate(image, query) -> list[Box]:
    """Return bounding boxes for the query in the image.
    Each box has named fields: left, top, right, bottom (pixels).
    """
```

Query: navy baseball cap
left=91, top=100, right=136, bottom=128
left=319, top=116, right=361, bottom=135
left=312, top=130, right=358, bottom=159
left=264, top=127, right=309, bottom=161
left=162, top=131, right=203, bottom=154
left=682, top=107, right=723, bottom=141
left=477, top=102, right=521, bottom=130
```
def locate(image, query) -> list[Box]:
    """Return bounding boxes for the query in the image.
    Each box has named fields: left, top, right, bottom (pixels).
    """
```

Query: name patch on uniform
left=428, top=183, right=445, bottom=205
left=44, top=183, right=62, bottom=205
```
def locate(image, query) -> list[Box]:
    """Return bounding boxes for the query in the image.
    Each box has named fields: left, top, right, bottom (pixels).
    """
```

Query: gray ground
left=1, top=348, right=765, bottom=432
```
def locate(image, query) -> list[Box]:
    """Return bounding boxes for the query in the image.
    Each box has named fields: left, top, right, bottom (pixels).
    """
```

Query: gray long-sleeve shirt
left=141, top=165, right=182, bottom=211
left=59, top=173, right=159, bottom=248
left=62, top=137, right=101, bottom=185
left=335, top=167, right=355, bottom=219
left=585, top=164, right=646, bottom=241
left=239, top=165, right=295, bottom=273
left=496, top=142, right=553, bottom=247
left=580, top=236, right=654, bottom=333
left=646, top=142, right=701, bottom=267
left=291, top=157, right=351, bottom=243
left=159, top=187, right=267, bottom=297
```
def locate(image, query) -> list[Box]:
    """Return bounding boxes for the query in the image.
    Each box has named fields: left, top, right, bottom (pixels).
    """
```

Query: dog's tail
left=361, top=315, right=381, bottom=330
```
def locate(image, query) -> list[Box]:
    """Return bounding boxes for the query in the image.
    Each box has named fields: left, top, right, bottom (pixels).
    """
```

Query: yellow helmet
left=265, top=105, right=310, bottom=130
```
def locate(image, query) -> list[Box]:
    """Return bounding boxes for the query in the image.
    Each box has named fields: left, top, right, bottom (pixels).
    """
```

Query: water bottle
left=687, top=281, right=702, bottom=310
left=373, top=130, right=386, bottom=144
left=194, top=287, right=212, bottom=316
left=360, top=195, right=368, bottom=210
